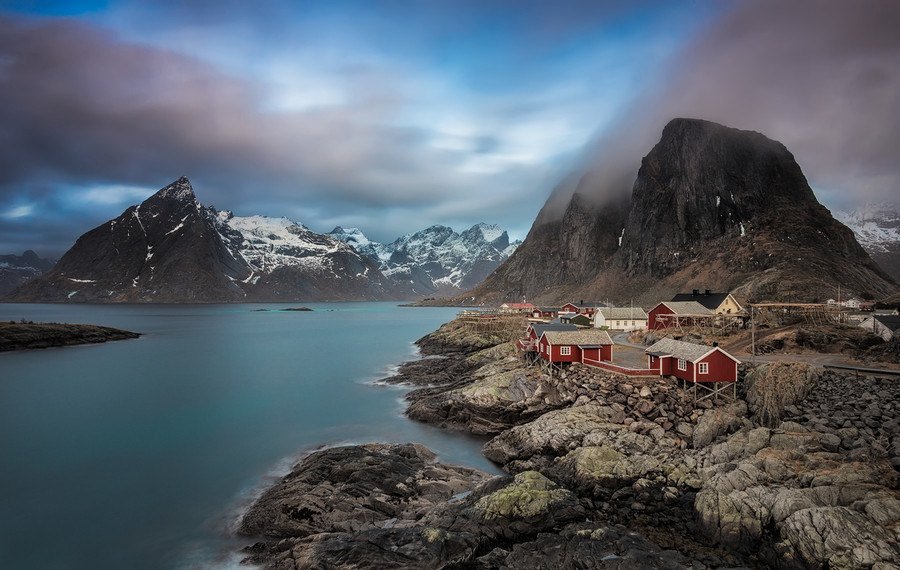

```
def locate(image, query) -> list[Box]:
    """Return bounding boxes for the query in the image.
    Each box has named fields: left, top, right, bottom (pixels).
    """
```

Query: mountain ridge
left=4, top=177, right=398, bottom=302
left=456, top=118, right=897, bottom=305
left=4, top=178, right=520, bottom=303
left=328, top=223, right=520, bottom=296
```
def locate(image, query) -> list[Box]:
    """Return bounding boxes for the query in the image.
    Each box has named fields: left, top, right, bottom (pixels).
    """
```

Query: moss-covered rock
left=473, top=471, right=573, bottom=521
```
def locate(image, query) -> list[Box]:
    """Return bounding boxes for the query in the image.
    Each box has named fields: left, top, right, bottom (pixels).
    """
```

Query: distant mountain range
left=328, top=225, right=520, bottom=296
left=0, top=251, right=55, bottom=296
left=4, top=178, right=518, bottom=303
left=835, top=203, right=900, bottom=282
left=459, top=118, right=897, bottom=305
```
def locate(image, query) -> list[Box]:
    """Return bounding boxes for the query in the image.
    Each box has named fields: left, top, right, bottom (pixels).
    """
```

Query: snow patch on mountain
left=834, top=202, right=900, bottom=281
left=329, top=223, right=521, bottom=294
left=835, top=203, right=900, bottom=253
left=209, top=213, right=357, bottom=275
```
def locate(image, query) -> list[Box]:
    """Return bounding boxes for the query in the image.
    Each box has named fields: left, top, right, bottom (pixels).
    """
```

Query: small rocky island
left=238, top=319, right=900, bottom=568
left=0, top=321, right=141, bottom=352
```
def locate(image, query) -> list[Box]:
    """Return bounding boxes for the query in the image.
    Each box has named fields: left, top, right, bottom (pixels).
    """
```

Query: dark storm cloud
left=0, top=15, right=558, bottom=254
left=561, top=0, right=900, bottom=217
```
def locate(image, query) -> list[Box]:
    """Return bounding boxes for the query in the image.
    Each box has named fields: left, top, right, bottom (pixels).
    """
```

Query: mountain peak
left=151, top=176, right=196, bottom=202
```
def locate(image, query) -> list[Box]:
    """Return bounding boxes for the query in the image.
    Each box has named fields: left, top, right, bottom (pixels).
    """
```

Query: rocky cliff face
left=466, top=119, right=897, bottom=304
left=0, top=250, right=54, bottom=295
left=5, top=177, right=397, bottom=302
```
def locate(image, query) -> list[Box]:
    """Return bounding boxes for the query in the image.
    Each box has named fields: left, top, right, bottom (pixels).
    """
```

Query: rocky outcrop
left=694, top=426, right=900, bottom=568
left=239, top=445, right=591, bottom=569
left=239, top=443, right=490, bottom=541
left=0, top=321, right=140, bottom=351
left=462, top=118, right=897, bottom=305
left=693, top=363, right=900, bottom=568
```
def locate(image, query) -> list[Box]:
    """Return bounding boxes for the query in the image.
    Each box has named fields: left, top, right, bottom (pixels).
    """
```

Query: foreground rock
left=694, top=363, right=900, bottom=568
left=239, top=444, right=692, bottom=569
left=0, top=321, right=140, bottom=351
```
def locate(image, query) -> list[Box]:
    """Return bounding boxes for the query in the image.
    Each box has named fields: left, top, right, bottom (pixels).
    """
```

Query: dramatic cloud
left=1, top=1, right=894, bottom=257
left=557, top=0, right=900, bottom=218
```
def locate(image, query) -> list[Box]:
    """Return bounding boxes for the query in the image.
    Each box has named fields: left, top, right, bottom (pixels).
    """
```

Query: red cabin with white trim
left=538, top=329, right=614, bottom=364
left=645, top=338, right=739, bottom=383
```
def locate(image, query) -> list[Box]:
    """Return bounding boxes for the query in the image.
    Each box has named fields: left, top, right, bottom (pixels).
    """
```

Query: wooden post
left=750, top=306, right=756, bottom=364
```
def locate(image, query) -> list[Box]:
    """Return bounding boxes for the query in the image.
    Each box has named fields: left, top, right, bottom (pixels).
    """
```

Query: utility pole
left=750, top=305, right=756, bottom=363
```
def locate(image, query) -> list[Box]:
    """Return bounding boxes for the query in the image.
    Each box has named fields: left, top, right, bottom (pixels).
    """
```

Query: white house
left=593, top=306, right=648, bottom=331
left=860, top=314, right=900, bottom=341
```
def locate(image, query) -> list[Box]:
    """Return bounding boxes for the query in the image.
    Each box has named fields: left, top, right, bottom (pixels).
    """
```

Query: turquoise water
left=0, top=303, right=497, bottom=569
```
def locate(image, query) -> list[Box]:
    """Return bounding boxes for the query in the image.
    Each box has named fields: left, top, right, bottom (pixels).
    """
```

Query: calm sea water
left=0, top=303, right=498, bottom=569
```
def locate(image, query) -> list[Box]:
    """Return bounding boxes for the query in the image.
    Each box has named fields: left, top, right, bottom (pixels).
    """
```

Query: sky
left=0, top=0, right=898, bottom=257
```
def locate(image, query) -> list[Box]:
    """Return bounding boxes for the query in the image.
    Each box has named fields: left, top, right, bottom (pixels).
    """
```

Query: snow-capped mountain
left=5, top=177, right=398, bottom=302
left=329, top=223, right=521, bottom=296
left=835, top=203, right=900, bottom=281
left=0, top=250, right=54, bottom=295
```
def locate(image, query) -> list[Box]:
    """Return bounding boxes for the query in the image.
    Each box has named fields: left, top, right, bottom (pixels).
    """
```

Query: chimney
left=705, top=289, right=711, bottom=295
left=692, top=289, right=699, bottom=296
left=712, top=342, right=719, bottom=347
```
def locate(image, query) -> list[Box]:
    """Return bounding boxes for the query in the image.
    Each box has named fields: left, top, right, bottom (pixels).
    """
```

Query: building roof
left=645, top=338, right=739, bottom=364
left=529, top=323, right=578, bottom=337
left=562, top=314, right=593, bottom=325
left=535, top=307, right=559, bottom=313
left=562, top=301, right=606, bottom=309
left=654, top=301, right=714, bottom=315
left=671, top=291, right=733, bottom=311
left=873, top=315, right=900, bottom=331
left=542, top=329, right=614, bottom=346
left=596, top=307, right=649, bottom=320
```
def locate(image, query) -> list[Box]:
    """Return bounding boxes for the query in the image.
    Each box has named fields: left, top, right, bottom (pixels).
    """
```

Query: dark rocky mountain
left=5, top=177, right=398, bottom=303
left=0, top=250, right=54, bottom=295
left=462, top=118, right=897, bottom=305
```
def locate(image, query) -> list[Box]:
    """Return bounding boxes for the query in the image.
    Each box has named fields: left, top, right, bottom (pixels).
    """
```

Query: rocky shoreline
left=238, top=320, right=900, bottom=569
left=0, top=321, right=141, bottom=351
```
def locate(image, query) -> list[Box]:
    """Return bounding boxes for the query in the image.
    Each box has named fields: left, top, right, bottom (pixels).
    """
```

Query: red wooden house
left=560, top=301, right=606, bottom=318
left=517, top=323, right=577, bottom=359
left=645, top=338, right=739, bottom=388
left=500, top=302, right=536, bottom=314
left=537, top=329, right=614, bottom=369
left=647, top=301, right=714, bottom=330
left=531, top=307, right=559, bottom=319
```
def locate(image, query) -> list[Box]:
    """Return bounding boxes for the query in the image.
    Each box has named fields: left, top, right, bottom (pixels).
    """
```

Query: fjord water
left=0, top=303, right=495, bottom=569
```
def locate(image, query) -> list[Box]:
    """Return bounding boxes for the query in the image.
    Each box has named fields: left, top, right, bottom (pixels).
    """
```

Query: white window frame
left=698, top=362, right=709, bottom=374
left=560, top=346, right=571, bottom=356
left=677, top=358, right=686, bottom=371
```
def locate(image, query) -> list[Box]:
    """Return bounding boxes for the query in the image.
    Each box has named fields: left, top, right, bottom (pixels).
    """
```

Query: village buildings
left=536, top=329, right=614, bottom=367
left=593, top=307, right=648, bottom=331
left=671, top=290, right=744, bottom=314
left=499, top=302, right=535, bottom=314
left=559, top=301, right=606, bottom=318
left=647, top=301, right=714, bottom=330
left=644, top=338, right=740, bottom=384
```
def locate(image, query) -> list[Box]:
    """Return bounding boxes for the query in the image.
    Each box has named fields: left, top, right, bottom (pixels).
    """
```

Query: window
left=699, top=362, right=709, bottom=374
left=560, top=346, right=571, bottom=356
left=678, top=358, right=686, bottom=371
